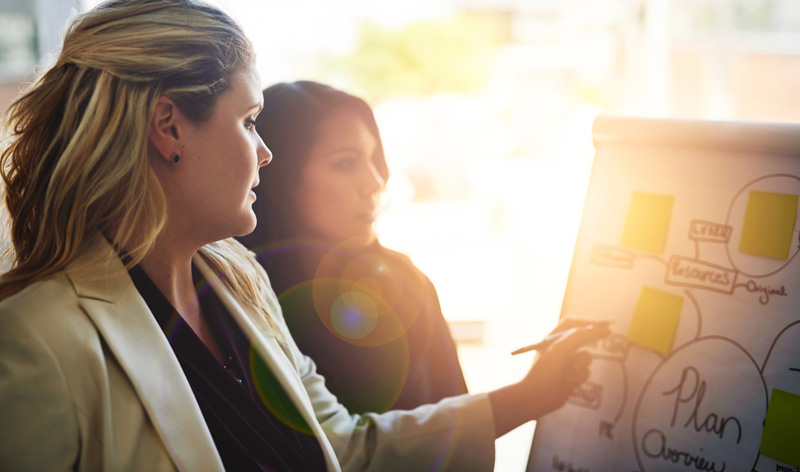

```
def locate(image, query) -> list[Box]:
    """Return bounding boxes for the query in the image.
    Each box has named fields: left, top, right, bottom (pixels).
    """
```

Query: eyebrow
left=326, top=146, right=364, bottom=155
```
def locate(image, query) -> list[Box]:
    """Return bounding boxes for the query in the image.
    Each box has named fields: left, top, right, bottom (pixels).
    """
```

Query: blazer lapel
left=68, top=235, right=223, bottom=472
left=193, top=255, right=341, bottom=472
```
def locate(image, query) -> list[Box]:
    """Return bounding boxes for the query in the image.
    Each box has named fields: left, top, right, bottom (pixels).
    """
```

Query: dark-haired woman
left=237, top=81, right=469, bottom=414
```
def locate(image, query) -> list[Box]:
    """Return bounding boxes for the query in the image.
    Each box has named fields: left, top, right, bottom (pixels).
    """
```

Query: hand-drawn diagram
left=528, top=135, right=800, bottom=472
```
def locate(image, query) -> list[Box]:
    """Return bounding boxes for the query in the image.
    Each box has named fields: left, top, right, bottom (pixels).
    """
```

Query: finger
left=561, top=363, right=590, bottom=387
left=563, top=365, right=590, bottom=387
left=551, top=317, right=595, bottom=333
left=563, top=352, right=591, bottom=381
left=549, top=324, right=610, bottom=355
left=567, top=351, right=592, bottom=370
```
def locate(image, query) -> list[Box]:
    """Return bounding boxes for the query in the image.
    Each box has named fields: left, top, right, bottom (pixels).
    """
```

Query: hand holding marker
left=511, top=320, right=612, bottom=355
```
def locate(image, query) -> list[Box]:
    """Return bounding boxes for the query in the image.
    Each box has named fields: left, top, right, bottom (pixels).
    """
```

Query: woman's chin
left=339, top=232, right=376, bottom=248
left=230, top=214, right=259, bottom=239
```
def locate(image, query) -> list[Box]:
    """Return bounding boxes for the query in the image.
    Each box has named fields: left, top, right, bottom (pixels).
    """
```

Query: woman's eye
left=244, top=118, right=257, bottom=130
left=334, top=159, right=356, bottom=170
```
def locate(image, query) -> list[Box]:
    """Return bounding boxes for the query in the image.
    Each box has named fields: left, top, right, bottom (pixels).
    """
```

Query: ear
left=149, top=96, right=182, bottom=162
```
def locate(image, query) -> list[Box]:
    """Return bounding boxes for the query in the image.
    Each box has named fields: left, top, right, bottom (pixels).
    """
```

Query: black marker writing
left=670, top=259, right=731, bottom=286
left=743, top=280, right=788, bottom=305
left=776, top=464, right=800, bottom=472
left=665, top=256, right=737, bottom=294
left=642, top=429, right=725, bottom=471
left=663, top=366, right=742, bottom=443
left=570, top=382, right=603, bottom=410
left=598, top=420, right=614, bottom=440
left=551, top=455, right=588, bottom=472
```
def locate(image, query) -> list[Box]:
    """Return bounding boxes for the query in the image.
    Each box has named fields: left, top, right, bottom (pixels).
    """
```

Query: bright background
left=2, top=1, right=800, bottom=470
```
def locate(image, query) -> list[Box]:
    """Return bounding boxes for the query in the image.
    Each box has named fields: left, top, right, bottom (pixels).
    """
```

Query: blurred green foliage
left=324, top=14, right=508, bottom=104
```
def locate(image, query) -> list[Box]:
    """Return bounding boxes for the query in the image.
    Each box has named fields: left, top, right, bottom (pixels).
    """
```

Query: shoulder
left=0, top=272, right=82, bottom=327
left=370, top=244, right=415, bottom=271
left=372, top=244, right=435, bottom=287
left=0, top=231, right=131, bottom=359
left=374, top=244, right=413, bottom=265
left=0, top=272, right=99, bottom=360
left=0, top=274, right=85, bottom=381
left=0, top=274, right=86, bottom=470
left=0, top=264, right=118, bottom=388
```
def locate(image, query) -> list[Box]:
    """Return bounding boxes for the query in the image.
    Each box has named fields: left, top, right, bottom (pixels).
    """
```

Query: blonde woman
left=0, top=0, right=608, bottom=471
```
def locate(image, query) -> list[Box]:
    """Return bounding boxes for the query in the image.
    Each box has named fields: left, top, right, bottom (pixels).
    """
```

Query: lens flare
left=249, top=347, right=315, bottom=435
left=329, top=290, right=379, bottom=339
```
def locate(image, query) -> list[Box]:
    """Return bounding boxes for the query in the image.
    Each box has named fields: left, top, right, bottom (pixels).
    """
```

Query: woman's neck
left=136, top=221, right=203, bottom=316
left=138, top=225, right=226, bottom=362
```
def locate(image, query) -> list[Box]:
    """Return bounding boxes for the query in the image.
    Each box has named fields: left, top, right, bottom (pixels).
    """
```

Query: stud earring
left=172, top=154, right=181, bottom=164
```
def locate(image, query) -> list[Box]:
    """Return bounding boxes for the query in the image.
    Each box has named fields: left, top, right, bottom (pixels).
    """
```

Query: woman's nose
left=362, top=161, right=385, bottom=195
left=257, top=136, right=272, bottom=167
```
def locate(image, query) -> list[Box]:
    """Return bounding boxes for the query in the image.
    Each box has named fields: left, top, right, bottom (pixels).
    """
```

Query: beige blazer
left=0, top=234, right=495, bottom=471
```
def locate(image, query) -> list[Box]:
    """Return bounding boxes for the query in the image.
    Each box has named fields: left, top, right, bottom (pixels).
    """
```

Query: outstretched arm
left=489, top=320, right=610, bottom=437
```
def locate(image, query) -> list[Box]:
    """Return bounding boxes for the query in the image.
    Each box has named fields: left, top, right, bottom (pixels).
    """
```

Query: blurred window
left=0, top=1, right=36, bottom=83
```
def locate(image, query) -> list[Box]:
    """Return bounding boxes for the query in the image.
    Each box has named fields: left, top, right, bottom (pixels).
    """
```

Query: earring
left=172, top=154, right=181, bottom=164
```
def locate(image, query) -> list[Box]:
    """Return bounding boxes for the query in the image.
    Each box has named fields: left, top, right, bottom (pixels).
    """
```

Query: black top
left=128, top=264, right=327, bottom=471
left=256, top=242, right=468, bottom=414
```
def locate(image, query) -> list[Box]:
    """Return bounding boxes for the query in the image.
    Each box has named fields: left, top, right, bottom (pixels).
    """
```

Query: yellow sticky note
left=627, top=286, right=683, bottom=356
left=761, top=388, right=800, bottom=466
left=621, top=192, right=674, bottom=253
left=738, top=190, right=798, bottom=260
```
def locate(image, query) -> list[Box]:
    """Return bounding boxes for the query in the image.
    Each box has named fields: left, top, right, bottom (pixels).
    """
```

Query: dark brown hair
left=238, top=81, right=388, bottom=251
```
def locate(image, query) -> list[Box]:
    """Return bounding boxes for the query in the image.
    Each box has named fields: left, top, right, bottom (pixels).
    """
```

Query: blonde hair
left=0, top=0, right=281, bottom=336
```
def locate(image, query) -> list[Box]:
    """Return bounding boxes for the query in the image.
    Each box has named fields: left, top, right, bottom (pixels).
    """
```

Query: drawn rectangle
left=627, top=286, right=683, bottom=356
left=620, top=192, right=674, bottom=253
left=761, top=388, right=800, bottom=467
left=590, top=244, right=634, bottom=269
left=688, top=220, right=732, bottom=243
left=586, top=332, right=628, bottom=360
left=665, top=255, right=738, bottom=294
left=568, top=381, right=603, bottom=410
left=738, top=190, right=798, bottom=260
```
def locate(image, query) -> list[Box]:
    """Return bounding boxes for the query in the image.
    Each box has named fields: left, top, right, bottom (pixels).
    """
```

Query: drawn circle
left=754, top=319, right=800, bottom=472
left=761, top=320, right=800, bottom=395
left=724, top=174, right=800, bottom=278
left=632, top=337, right=767, bottom=472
